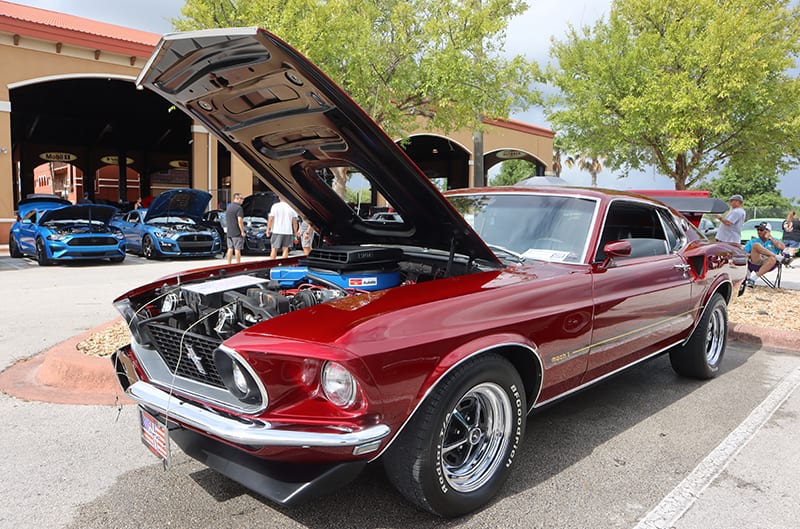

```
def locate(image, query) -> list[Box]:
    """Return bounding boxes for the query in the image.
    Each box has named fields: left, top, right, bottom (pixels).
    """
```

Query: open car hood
left=16, top=195, right=72, bottom=218
left=242, top=192, right=279, bottom=218
left=137, top=27, right=498, bottom=265
left=145, top=188, right=212, bottom=223
left=38, top=204, right=117, bottom=225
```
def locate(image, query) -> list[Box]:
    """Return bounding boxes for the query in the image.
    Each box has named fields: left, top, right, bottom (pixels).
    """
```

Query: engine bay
left=127, top=245, right=485, bottom=345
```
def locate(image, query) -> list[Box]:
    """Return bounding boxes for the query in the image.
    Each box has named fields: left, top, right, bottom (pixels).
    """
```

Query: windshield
left=148, top=216, right=196, bottom=225
left=447, top=193, right=598, bottom=264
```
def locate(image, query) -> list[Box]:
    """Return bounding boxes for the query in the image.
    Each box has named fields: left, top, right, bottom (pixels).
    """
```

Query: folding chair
left=747, top=259, right=783, bottom=289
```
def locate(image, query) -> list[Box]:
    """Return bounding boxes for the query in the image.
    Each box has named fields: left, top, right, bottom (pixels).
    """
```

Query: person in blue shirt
left=744, top=222, right=786, bottom=285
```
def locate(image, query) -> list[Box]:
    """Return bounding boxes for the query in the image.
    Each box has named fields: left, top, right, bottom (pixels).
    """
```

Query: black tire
left=141, top=235, right=158, bottom=260
left=383, top=354, right=526, bottom=518
left=670, top=293, right=727, bottom=379
left=9, top=234, right=22, bottom=258
left=36, top=238, right=53, bottom=266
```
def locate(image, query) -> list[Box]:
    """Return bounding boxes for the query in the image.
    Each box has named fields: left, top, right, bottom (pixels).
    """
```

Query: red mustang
left=112, top=27, right=747, bottom=517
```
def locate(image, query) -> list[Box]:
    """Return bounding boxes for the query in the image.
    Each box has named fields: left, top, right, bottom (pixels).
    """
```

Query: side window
left=596, top=201, right=669, bottom=261
left=23, top=210, right=37, bottom=224
left=656, top=208, right=685, bottom=252
left=125, top=212, right=139, bottom=223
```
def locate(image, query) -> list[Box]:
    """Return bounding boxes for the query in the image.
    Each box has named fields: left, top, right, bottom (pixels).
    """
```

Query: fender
left=372, top=333, right=542, bottom=461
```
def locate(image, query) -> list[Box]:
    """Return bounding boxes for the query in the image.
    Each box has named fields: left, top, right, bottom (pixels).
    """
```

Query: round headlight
left=213, top=347, right=265, bottom=406
left=321, top=361, right=357, bottom=408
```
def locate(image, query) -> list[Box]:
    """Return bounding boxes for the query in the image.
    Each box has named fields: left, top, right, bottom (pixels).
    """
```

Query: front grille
left=176, top=233, right=214, bottom=251
left=68, top=236, right=118, bottom=246
left=145, top=323, right=225, bottom=388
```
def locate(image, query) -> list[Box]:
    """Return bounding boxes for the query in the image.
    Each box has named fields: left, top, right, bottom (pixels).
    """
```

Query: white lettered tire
left=383, top=354, right=526, bottom=517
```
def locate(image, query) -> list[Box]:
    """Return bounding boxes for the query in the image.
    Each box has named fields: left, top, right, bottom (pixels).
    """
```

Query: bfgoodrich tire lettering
left=383, top=354, right=526, bottom=517
left=669, top=292, right=727, bottom=379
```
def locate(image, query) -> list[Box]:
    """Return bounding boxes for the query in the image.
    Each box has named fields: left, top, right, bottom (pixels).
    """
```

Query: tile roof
left=0, top=0, right=159, bottom=57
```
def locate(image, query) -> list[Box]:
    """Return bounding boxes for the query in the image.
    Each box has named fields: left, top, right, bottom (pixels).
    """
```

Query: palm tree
left=564, top=154, right=605, bottom=187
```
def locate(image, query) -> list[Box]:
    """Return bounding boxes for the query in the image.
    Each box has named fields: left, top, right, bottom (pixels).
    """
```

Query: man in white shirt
left=715, top=194, right=746, bottom=245
left=266, top=198, right=299, bottom=259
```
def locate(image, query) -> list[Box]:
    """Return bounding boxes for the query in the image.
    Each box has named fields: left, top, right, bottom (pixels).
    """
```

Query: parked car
left=9, top=194, right=126, bottom=265
left=242, top=191, right=280, bottom=253
left=111, top=189, right=222, bottom=259
left=112, top=28, right=747, bottom=518
left=740, top=218, right=784, bottom=244
left=201, top=209, right=227, bottom=252
left=367, top=211, right=404, bottom=223
left=698, top=217, right=718, bottom=238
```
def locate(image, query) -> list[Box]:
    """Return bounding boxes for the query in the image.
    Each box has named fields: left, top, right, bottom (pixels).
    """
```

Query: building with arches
left=0, top=1, right=553, bottom=243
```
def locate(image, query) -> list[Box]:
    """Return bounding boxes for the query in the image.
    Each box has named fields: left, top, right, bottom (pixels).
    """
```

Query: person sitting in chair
left=744, top=222, right=786, bottom=286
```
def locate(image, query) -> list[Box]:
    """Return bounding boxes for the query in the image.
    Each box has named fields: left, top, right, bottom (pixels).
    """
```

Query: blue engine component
left=269, top=265, right=401, bottom=291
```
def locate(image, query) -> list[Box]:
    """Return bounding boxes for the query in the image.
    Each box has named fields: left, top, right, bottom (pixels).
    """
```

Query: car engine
left=135, top=246, right=406, bottom=344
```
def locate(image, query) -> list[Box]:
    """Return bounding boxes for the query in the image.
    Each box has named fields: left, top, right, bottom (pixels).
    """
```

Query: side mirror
left=600, top=240, right=631, bottom=268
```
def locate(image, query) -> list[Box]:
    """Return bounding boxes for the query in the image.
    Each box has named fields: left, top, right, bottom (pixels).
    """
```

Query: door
left=586, top=201, right=694, bottom=380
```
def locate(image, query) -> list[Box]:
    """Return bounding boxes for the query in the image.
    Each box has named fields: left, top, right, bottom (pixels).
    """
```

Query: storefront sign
left=100, top=155, right=134, bottom=165
left=39, top=152, right=77, bottom=162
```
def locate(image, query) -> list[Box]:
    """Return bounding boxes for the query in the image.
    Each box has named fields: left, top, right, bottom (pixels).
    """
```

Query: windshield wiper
left=486, top=244, right=525, bottom=263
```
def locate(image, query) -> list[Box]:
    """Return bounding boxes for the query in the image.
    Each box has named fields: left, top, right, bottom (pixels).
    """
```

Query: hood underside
left=39, top=204, right=117, bottom=225
left=145, top=188, right=213, bottom=223
left=137, top=27, right=498, bottom=264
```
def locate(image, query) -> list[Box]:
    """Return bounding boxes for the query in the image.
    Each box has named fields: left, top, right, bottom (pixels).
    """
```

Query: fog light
left=321, top=361, right=357, bottom=408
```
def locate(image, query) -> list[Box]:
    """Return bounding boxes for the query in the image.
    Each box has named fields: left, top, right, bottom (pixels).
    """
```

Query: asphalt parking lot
left=1, top=252, right=799, bottom=529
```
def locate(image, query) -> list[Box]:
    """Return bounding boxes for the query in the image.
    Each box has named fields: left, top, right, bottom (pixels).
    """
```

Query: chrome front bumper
left=127, top=381, right=390, bottom=453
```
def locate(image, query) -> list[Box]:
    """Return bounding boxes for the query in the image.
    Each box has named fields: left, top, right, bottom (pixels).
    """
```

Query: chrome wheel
left=440, top=382, right=513, bottom=493
left=704, top=304, right=725, bottom=366
left=669, top=293, right=727, bottom=379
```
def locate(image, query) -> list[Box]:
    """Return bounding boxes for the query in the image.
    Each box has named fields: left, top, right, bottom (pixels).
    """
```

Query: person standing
left=783, top=210, right=800, bottom=261
left=714, top=194, right=746, bottom=245
left=298, top=218, right=316, bottom=256
left=266, top=198, right=299, bottom=259
left=225, top=193, right=246, bottom=264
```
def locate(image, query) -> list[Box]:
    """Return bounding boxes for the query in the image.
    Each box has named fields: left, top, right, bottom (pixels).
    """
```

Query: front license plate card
left=139, top=408, right=171, bottom=463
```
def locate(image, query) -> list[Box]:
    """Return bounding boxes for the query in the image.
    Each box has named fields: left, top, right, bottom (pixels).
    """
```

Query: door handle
left=674, top=263, right=691, bottom=277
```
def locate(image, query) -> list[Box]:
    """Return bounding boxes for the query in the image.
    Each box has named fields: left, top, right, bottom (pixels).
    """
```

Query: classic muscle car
left=9, top=195, right=126, bottom=265
left=110, top=188, right=222, bottom=259
left=111, top=28, right=747, bottom=517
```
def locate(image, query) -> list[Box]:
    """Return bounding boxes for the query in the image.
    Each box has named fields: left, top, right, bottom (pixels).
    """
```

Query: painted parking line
left=633, top=367, right=800, bottom=529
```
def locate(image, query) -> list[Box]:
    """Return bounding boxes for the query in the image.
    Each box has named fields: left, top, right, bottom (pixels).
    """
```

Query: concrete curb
left=728, top=322, right=800, bottom=353
left=0, top=319, right=132, bottom=406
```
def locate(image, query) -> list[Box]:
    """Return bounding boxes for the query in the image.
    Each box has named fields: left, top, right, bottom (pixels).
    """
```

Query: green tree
left=544, top=0, right=800, bottom=190
left=173, top=0, right=540, bottom=139
left=489, top=159, right=535, bottom=185
left=706, top=162, right=792, bottom=210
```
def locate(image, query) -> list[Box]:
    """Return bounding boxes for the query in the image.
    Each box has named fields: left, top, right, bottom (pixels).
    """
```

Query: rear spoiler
left=637, top=194, right=728, bottom=227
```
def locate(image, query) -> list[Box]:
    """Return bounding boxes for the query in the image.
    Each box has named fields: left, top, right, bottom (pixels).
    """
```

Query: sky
left=8, top=0, right=800, bottom=199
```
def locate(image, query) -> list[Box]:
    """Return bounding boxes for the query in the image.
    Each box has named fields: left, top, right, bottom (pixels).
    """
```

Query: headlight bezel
left=321, top=361, right=358, bottom=408
left=213, top=345, right=268, bottom=407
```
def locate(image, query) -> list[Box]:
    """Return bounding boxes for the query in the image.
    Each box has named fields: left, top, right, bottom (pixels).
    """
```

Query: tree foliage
left=489, top=159, right=535, bottom=185
left=544, top=0, right=800, bottom=190
left=706, top=162, right=793, bottom=209
left=173, top=0, right=540, bottom=139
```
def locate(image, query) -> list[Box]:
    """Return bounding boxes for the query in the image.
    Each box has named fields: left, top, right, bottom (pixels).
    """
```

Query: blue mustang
left=9, top=194, right=126, bottom=266
left=111, top=188, right=222, bottom=259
